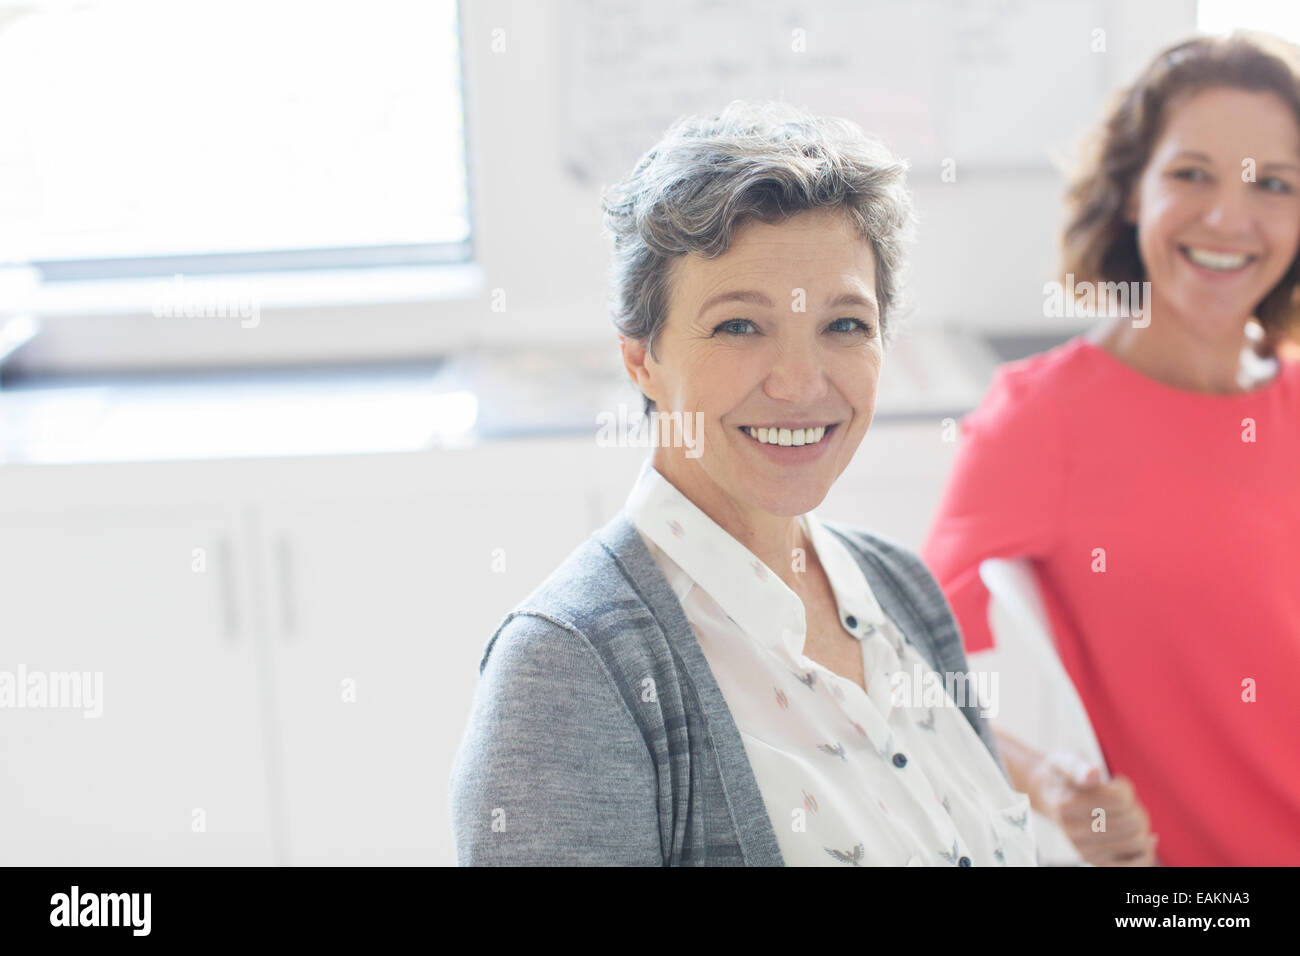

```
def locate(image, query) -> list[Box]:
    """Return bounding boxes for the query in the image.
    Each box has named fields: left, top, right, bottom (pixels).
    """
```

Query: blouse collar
left=623, top=458, right=888, bottom=662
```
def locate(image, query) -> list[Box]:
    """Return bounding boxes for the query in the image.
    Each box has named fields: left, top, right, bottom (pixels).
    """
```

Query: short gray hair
left=601, top=99, right=916, bottom=415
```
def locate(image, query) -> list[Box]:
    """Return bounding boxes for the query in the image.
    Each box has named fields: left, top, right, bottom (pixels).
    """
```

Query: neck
left=649, top=447, right=812, bottom=594
left=1088, top=290, right=1256, bottom=394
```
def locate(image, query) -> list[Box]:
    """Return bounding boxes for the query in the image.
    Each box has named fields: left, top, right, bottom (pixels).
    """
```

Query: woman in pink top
left=923, top=32, right=1300, bottom=867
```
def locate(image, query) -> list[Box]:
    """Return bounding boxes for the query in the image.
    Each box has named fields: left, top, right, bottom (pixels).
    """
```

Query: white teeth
left=1185, top=247, right=1250, bottom=270
left=744, top=425, right=828, bottom=446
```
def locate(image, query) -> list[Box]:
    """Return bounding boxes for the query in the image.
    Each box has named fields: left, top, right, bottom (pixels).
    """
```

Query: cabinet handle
left=216, top=536, right=238, bottom=641
left=276, top=535, right=296, bottom=641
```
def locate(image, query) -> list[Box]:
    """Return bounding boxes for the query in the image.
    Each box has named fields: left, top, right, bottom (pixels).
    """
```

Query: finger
left=1071, top=777, right=1134, bottom=803
left=1098, top=834, right=1159, bottom=867
left=1060, top=807, right=1151, bottom=848
left=1047, top=750, right=1102, bottom=788
left=1063, top=815, right=1149, bottom=849
left=1106, top=776, right=1137, bottom=800
left=1069, top=829, right=1151, bottom=856
left=1060, top=782, right=1142, bottom=821
left=1108, top=846, right=1158, bottom=866
left=1060, top=801, right=1144, bottom=837
left=1060, top=800, right=1148, bottom=833
left=1065, top=825, right=1151, bottom=854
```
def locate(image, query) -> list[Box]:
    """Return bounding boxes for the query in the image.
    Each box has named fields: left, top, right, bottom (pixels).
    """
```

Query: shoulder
left=477, top=513, right=664, bottom=680
left=450, top=535, right=665, bottom=864
left=953, top=338, right=1105, bottom=461
left=480, top=535, right=620, bottom=671
left=467, top=535, right=655, bottom=756
left=995, top=335, right=1098, bottom=387
left=971, top=338, right=1093, bottom=425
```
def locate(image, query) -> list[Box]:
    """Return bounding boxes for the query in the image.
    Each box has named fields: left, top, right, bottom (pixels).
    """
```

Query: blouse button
left=891, top=752, right=908, bottom=768
left=844, top=615, right=857, bottom=629
left=958, top=856, right=972, bottom=867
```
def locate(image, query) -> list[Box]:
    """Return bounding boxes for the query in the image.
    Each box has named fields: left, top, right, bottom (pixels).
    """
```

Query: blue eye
left=1259, top=176, right=1294, bottom=194
left=714, top=318, right=757, bottom=335
left=1172, top=167, right=1209, bottom=182
left=829, top=317, right=874, bottom=335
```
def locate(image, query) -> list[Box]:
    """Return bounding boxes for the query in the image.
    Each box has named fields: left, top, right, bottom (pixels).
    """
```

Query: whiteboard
left=559, top=0, right=1112, bottom=186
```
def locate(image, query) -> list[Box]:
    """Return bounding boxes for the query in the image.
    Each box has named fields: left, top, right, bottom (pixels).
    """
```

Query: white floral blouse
left=624, top=460, right=1038, bottom=866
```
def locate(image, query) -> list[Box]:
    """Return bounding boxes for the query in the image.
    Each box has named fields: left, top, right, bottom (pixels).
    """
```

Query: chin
left=1162, top=270, right=1279, bottom=330
left=747, top=480, right=831, bottom=518
left=1174, top=296, right=1257, bottom=334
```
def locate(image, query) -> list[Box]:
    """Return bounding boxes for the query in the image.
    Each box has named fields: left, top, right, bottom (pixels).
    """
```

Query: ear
left=619, top=334, right=658, bottom=404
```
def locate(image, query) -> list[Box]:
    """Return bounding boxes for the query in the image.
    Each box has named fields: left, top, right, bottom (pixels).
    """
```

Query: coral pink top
left=921, top=335, right=1300, bottom=866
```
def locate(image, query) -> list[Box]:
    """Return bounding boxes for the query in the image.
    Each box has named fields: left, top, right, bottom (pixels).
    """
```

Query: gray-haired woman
left=449, top=100, right=1038, bottom=866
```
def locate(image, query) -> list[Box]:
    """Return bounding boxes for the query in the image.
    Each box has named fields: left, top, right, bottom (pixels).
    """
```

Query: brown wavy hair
left=1060, top=32, right=1300, bottom=356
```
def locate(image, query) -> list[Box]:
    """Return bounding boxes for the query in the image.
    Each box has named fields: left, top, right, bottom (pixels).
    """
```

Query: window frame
left=3, top=0, right=477, bottom=379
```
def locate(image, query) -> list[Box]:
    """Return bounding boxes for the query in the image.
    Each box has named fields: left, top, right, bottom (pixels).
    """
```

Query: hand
left=1029, top=750, right=1158, bottom=866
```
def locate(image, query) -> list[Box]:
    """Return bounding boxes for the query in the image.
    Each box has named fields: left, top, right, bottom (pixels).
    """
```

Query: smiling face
left=1126, top=86, right=1300, bottom=339
left=621, top=205, right=881, bottom=528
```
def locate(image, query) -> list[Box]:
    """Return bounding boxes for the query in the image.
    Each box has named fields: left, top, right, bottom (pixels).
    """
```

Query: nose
left=1202, top=182, right=1253, bottom=234
left=762, top=337, right=830, bottom=405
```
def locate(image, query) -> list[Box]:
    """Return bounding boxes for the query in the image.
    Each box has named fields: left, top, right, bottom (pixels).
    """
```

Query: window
left=1197, top=0, right=1300, bottom=43
left=0, top=0, right=470, bottom=279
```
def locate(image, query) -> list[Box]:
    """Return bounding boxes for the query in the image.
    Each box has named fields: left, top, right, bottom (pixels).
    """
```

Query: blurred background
left=0, top=0, right=1292, bottom=865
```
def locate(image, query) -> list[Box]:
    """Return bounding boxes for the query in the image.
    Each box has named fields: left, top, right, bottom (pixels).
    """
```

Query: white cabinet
left=0, top=507, right=276, bottom=865
left=260, top=489, right=591, bottom=864
left=0, top=437, right=662, bottom=865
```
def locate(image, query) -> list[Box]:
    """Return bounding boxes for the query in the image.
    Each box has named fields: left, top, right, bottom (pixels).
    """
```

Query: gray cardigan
left=449, top=508, right=1007, bottom=866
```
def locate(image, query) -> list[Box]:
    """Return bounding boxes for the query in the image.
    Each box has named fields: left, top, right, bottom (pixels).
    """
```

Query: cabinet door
left=263, top=487, right=590, bottom=865
left=0, top=507, right=275, bottom=864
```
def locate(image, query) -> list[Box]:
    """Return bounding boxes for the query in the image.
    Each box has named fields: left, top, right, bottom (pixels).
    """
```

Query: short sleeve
left=921, top=361, right=1065, bottom=654
left=448, top=613, right=663, bottom=865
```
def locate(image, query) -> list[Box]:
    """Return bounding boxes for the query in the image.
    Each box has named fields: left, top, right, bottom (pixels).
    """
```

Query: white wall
left=456, top=0, right=1199, bottom=349
left=10, top=0, right=1198, bottom=374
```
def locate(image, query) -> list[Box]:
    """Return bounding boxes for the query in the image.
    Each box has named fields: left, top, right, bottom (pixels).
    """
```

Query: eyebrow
left=1169, top=150, right=1300, bottom=172
left=696, top=288, right=879, bottom=319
